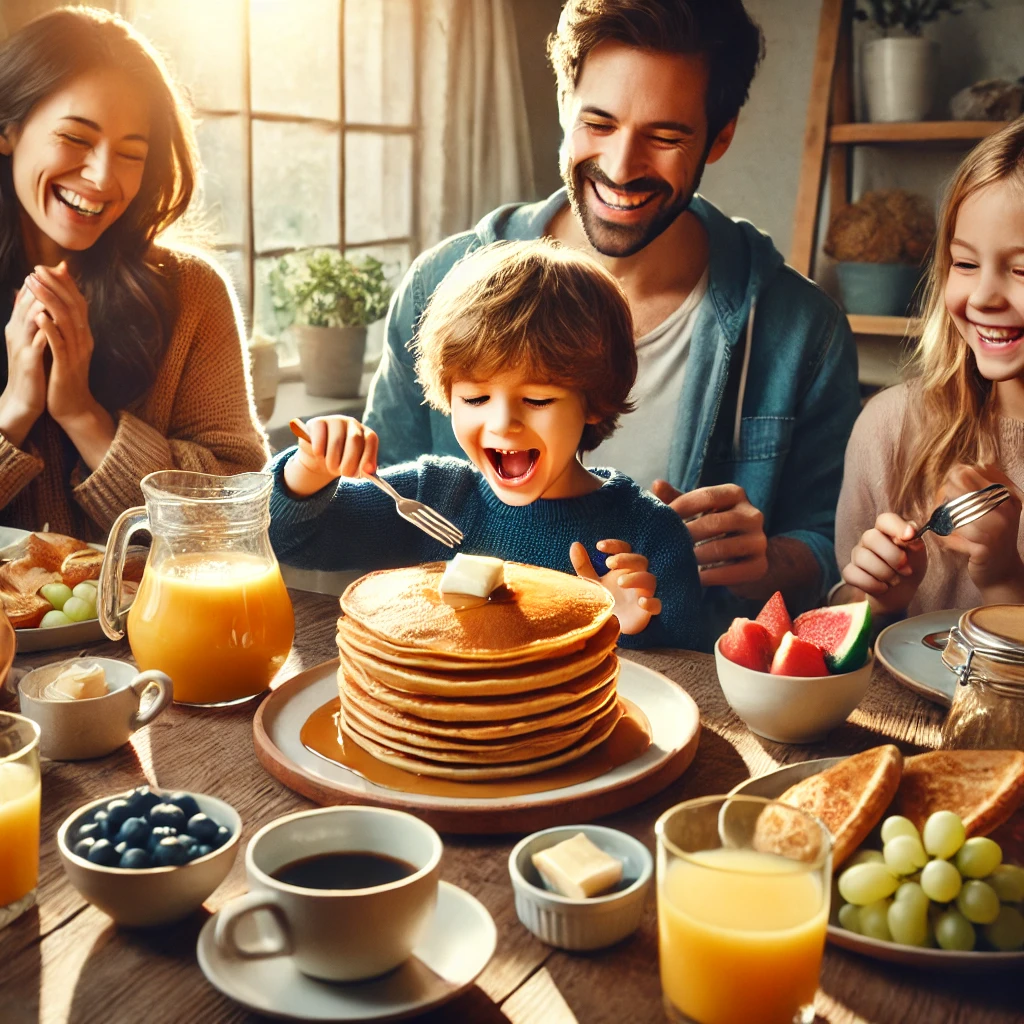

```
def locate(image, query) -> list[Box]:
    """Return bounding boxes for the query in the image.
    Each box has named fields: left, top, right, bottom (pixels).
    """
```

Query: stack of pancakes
left=335, top=561, right=621, bottom=780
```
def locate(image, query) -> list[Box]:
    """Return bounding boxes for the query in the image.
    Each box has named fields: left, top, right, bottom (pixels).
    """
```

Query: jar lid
left=942, top=605, right=1024, bottom=689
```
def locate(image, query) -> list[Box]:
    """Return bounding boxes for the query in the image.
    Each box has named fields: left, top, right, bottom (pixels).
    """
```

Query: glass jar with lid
left=940, top=605, right=1024, bottom=751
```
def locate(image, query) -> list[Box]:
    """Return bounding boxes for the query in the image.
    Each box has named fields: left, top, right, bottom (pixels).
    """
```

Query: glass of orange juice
left=0, top=712, right=41, bottom=929
left=99, top=471, right=295, bottom=706
left=656, top=795, right=832, bottom=1024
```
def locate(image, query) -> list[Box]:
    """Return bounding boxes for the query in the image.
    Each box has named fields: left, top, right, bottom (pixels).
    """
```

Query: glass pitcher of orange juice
left=99, top=471, right=295, bottom=706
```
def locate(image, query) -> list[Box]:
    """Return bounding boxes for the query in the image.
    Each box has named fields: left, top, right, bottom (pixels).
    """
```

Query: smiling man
left=364, top=0, right=861, bottom=633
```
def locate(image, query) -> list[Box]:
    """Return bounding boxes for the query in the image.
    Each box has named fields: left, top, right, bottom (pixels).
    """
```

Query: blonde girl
left=835, top=115, right=1024, bottom=617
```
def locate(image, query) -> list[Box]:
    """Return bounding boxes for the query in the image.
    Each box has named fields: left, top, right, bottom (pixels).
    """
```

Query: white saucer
left=197, top=880, right=496, bottom=1021
left=875, top=609, right=967, bottom=706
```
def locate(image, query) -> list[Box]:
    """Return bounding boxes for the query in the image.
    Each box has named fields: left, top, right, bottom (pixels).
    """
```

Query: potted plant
left=270, top=250, right=392, bottom=399
left=856, top=1, right=988, bottom=122
left=247, top=332, right=279, bottom=424
left=824, top=189, right=934, bottom=316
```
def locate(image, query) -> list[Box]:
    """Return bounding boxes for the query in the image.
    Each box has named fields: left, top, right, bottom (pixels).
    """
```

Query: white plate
left=0, top=526, right=107, bottom=653
left=197, top=880, right=496, bottom=1021
left=254, top=658, right=701, bottom=833
left=875, top=609, right=967, bottom=707
left=731, top=757, right=1024, bottom=971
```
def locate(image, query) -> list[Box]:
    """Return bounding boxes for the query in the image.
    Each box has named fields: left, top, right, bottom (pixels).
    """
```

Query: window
left=132, top=0, right=418, bottom=355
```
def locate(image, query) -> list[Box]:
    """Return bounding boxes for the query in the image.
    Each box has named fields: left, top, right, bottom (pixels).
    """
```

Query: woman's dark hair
left=548, top=0, right=764, bottom=144
left=0, top=6, right=198, bottom=411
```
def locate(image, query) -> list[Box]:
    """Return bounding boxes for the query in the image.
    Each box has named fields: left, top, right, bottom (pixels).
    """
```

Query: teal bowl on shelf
left=836, top=262, right=923, bottom=317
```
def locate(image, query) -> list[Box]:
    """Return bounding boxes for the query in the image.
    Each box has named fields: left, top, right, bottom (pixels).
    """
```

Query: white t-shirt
left=585, top=269, right=709, bottom=489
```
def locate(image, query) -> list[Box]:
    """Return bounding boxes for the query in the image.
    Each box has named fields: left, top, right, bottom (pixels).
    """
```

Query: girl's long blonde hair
left=893, top=115, right=1024, bottom=517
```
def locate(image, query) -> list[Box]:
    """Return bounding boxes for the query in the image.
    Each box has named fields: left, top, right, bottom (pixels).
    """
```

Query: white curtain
left=418, top=0, right=535, bottom=250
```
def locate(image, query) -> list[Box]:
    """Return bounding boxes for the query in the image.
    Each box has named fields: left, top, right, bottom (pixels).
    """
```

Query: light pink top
left=835, top=383, right=1024, bottom=615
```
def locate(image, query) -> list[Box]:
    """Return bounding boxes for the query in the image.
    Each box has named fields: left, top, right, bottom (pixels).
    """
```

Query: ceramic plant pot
left=836, top=261, right=923, bottom=316
left=863, top=37, right=936, bottom=123
left=294, top=325, right=367, bottom=399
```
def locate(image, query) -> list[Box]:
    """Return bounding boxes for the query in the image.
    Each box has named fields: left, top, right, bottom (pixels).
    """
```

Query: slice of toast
left=0, top=589, right=51, bottom=629
left=26, top=532, right=89, bottom=573
left=772, top=745, right=904, bottom=867
left=60, top=548, right=104, bottom=588
left=892, top=749, right=1024, bottom=839
left=0, top=558, right=60, bottom=596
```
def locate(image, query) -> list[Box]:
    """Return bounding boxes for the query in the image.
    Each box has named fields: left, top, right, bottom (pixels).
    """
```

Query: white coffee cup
left=17, top=658, right=172, bottom=760
left=214, top=806, right=442, bottom=982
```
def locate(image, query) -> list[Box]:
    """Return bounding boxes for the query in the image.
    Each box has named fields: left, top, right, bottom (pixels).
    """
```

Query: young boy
left=269, top=240, right=705, bottom=650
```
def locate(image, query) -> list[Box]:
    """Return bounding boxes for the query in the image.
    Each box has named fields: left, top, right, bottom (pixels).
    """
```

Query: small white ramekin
left=508, top=824, right=653, bottom=951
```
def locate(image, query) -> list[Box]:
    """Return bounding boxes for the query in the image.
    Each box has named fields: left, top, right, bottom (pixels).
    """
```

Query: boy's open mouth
left=485, top=448, right=539, bottom=483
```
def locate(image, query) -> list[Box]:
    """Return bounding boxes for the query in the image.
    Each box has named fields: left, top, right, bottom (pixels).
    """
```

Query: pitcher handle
left=99, top=505, right=149, bottom=641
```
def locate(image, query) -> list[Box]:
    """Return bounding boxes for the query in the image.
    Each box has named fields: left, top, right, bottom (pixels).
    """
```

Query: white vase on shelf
left=863, top=37, right=936, bottom=123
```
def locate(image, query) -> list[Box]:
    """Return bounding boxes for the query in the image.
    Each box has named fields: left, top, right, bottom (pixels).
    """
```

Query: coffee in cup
left=214, top=806, right=442, bottom=982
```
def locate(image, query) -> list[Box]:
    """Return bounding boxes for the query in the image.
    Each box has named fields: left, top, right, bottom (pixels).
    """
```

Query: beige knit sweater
left=0, top=249, right=269, bottom=541
left=835, top=383, right=1024, bottom=615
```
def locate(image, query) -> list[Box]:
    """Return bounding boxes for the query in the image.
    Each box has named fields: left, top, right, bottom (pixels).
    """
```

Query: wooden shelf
left=830, top=120, right=1007, bottom=145
left=847, top=314, right=914, bottom=336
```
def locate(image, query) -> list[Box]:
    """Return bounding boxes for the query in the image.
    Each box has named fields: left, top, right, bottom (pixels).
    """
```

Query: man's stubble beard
left=563, top=156, right=707, bottom=259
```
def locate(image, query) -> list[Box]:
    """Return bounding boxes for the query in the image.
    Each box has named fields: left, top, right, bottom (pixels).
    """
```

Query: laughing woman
left=0, top=7, right=267, bottom=539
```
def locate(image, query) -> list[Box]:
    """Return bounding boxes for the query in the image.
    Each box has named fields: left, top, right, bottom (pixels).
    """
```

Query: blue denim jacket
left=364, top=190, right=860, bottom=634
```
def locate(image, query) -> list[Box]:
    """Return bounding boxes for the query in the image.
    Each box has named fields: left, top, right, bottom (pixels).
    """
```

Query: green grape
left=955, top=837, right=1003, bottom=880
left=859, top=899, right=892, bottom=942
left=894, top=881, right=930, bottom=916
left=880, top=816, right=920, bottom=845
left=888, top=898, right=929, bottom=947
left=62, top=597, right=96, bottom=623
left=987, top=864, right=1024, bottom=904
left=920, top=858, right=962, bottom=904
left=984, top=905, right=1024, bottom=952
left=846, top=849, right=885, bottom=868
left=922, top=811, right=966, bottom=860
left=838, top=862, right=900, bottom=905
left=884, top=835, right=928, bottom=876
left=72, top=582, right=98, bottom=602
left=838, top=902, right=862, bottom=934
left=935, top=908, right=976, bottom=951
left=40, top=583, right=73, bottom=610
left=40, top=609, right=71, bottom=628
left=956, top=880, right=1001, bottom=925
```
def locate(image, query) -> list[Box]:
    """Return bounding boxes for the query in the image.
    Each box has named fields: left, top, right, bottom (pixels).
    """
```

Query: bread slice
left=60, top=548, right=103, bottom=588
left=772, top=745, right=904, bottom=866
left=893, top=749, right=1024, bottom=839
left=25, top=532, right=89, bottom=573
left=0, top=589, right=51, bottom=629
left=0, top=558, right=60, bottom=596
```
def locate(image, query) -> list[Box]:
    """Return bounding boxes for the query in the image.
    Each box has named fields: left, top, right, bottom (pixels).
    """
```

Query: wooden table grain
left=1, top=590, right=1022, bottom=1024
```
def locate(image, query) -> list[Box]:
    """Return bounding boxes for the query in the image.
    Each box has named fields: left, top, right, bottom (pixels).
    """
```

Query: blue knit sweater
left=269, top=451, right=706, bottom=651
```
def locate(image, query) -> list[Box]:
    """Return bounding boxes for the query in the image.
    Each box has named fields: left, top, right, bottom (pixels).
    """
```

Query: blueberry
left=195, top=845, right=212, bottom=859
left=177, top=834, right=197, bottom=853
left=126, top=785, right=161, bottom=817
left=104, top=799, right=132, bottom=833
left=210, top=825, right=232, bottom=850
left=72, top=837, right=96, bottom=859
left=147, top=803, right=186, bottom=830
left=114, top=841, right=127, bottom=857
left=590, top=548, right=610, bottom=575
left=92, top=810, right=111, bottom=837
left=168, top=792, right=201, bottom=821
left=75, top=821, right=102, bottom=843
left=114, top=817, right=151, bottom=849
left=151, top=837, right=189, bottom=867
left=186, top=814, right=219, bottom=843
left=147, top=826, right=179, bottom=852
left=119, top=848, right=150, bottom=870
left=87, top=839, right=120, bottom=867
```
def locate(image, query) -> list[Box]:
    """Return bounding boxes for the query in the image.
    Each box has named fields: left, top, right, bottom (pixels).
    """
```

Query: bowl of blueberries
left=57, top=785, right=241, bottom=927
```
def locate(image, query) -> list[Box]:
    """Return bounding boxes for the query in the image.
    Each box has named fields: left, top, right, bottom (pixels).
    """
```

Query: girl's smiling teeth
left=591, top=179, right=655, bottom=211
left=973, top=322, right=1024, bottom=346
left=486, top=447, right=540, bottom=481
left=53, top=184, right=106, bottom=216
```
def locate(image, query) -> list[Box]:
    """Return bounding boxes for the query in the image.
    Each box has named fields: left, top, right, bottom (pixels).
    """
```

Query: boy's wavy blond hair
left=412, top=239, right=636, bottom=452
left=893, top=115, right=1024, bottom=517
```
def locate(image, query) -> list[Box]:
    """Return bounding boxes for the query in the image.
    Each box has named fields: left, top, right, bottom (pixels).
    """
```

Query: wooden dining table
left=1, top=588, right=1022, bottom=1024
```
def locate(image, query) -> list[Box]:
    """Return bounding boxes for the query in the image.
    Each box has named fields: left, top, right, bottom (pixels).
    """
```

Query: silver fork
left=288, top=418, right=463, bottom=549
left=912, top=483, right=1012, bottom=540
left=360, top=470, right=463, bottom=549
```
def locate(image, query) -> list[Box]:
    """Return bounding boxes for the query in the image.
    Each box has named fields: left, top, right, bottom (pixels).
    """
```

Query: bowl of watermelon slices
left=714, top=592, right=874, bottom=744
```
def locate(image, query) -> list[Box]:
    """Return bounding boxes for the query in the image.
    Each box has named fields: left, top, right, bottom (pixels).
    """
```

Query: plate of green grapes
left=733, top=757, right=1024, bottom=970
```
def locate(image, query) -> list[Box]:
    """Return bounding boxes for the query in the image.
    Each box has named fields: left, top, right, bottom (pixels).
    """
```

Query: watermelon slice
left=770, top=631, right=829, bottom=677
left=720, top=618, right=773, bottom=672
left=755, top=591, right=793, bottom=653
left=793, top=601, right=872, bottom=673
